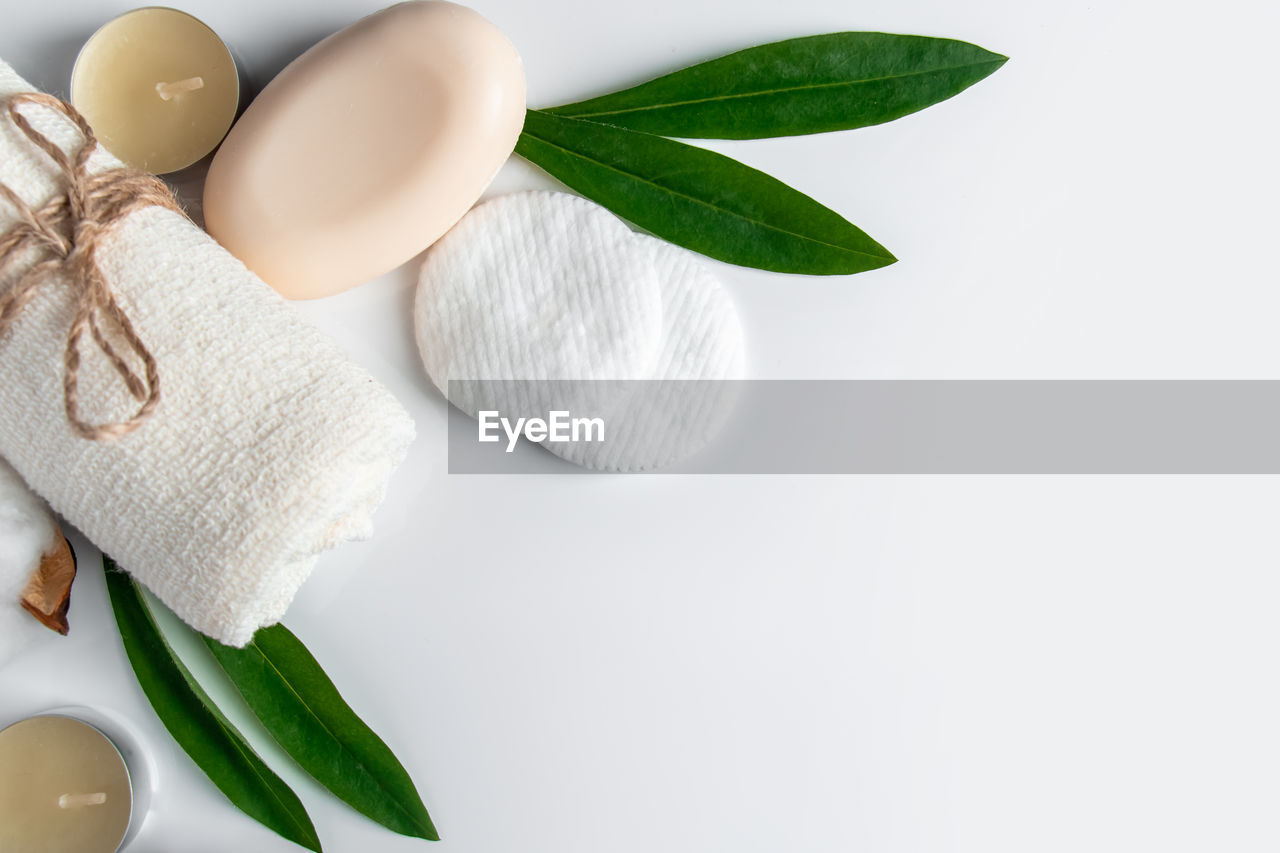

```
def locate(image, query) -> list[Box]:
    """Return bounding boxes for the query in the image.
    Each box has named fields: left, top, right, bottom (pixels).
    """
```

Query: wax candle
left=0, top=715, right=134, bottom=853
left=70, top=7, right=239, bottom=174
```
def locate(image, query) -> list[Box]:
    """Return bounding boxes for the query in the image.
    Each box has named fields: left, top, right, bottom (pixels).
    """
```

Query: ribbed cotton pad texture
left=0, top=61, right=415, bottom=646
left=416, top=191, right=663, bottom=421
left=416, top=191, right=744, bottom=471
left=548, top=244, right=745, bottom=472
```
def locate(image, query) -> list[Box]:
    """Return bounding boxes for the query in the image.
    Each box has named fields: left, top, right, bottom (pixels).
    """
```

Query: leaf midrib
left=553, top=59, right=1005, bottom=120
left=248, top=640, right=429, bottom=833
left=520, top=120, right=890, bottom=263
left=127, top=577, right=318, bottom=850
left=211, top=710, right=316, bottom=847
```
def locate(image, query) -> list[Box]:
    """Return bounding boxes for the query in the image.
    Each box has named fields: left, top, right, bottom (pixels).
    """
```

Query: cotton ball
left=0, top=458, right=66, bottom=666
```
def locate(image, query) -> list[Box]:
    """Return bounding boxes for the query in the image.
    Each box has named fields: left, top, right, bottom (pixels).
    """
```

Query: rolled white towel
left=0, top=60, right=415, bottom=646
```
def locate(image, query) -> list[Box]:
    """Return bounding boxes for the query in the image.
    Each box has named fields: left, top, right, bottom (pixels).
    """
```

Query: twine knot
left=0, top=92, right=182, bottom=440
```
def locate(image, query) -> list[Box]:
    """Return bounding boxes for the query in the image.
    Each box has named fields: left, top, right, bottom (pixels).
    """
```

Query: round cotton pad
left=416, top=191, right=745, bottom=471
left=547, top=241, right=745, bottom=472
left=416, top=191, right=664, bottom=420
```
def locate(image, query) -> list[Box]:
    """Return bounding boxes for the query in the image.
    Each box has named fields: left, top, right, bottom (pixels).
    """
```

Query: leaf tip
left=976, top=50, right=1009, bottom=77
left=408, top=809, right=441, bottom=841
left=864, top=243, right=898, bottom=271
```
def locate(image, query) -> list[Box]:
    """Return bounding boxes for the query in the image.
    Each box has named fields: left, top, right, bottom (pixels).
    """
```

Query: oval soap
left=203, top=1, right=525, bottom=299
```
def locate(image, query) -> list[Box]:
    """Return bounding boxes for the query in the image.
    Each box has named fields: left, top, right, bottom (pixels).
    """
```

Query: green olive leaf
left=517, top=109, right=895, bottom=275
left=545, top=32, right=1006, bottom=139
left=104, top=558, right=322, bottom=852
left=205, top=625, right=439, bottom=841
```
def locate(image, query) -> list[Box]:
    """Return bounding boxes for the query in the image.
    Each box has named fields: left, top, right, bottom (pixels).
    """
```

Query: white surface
left=2, top=1, right=1279, bottom=851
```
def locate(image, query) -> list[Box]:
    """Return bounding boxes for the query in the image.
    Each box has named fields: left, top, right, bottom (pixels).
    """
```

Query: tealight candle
left=70, top=7, right=239, bottom=174
left=0, top=715, right=135, bottom=853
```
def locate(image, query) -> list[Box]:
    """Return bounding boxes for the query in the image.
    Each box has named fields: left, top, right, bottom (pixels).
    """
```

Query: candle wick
left=155, top=76, right=205, bottom=101
left=58, top=792, right=108, bottom=809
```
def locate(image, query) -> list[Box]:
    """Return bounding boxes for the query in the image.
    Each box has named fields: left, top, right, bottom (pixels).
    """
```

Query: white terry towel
left=0, top=60, right=415, bottom=646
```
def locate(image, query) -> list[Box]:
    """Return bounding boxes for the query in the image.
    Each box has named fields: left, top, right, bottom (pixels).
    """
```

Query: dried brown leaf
left=20, top=534, right=77, bottom=635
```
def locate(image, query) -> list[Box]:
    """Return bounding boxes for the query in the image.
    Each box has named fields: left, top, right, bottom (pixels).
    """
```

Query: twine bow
left=0, top=92, right=182, bottom=440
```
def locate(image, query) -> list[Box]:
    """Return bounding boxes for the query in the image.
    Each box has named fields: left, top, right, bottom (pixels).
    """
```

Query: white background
left=3, top=1, right=1280, bottom=851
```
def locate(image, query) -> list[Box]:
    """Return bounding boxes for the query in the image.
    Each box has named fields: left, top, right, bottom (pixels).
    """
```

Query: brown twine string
left=0, top=92, right=182, bottom=441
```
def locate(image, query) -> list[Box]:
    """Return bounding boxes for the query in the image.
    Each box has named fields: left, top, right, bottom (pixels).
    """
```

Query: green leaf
left=544, top=32, right=1006, bottom=139
left=103, top=558, right=322, bottom=853
left=204, top=625, right=439, bottom=841
left=516, top=109, right=895, bottom=275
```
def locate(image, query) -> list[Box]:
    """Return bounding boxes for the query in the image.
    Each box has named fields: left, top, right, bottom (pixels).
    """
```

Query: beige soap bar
left=204, top=1, right=525, bottom=299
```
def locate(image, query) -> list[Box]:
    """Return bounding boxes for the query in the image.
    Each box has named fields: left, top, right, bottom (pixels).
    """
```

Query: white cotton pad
left=415, top=190, right=745, bottom=471
left=415, top=191, right=664, bottom=420
left=547, top=243, right=745, bottom=472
